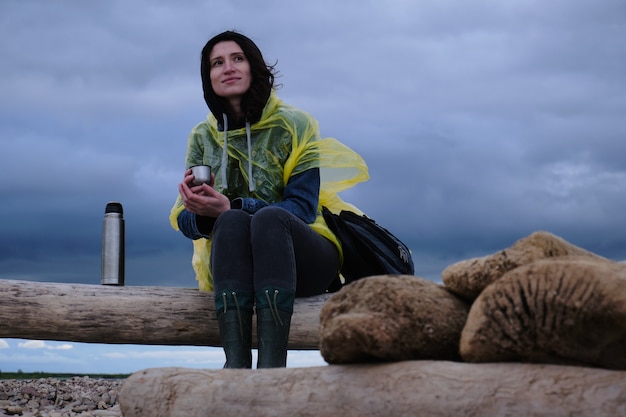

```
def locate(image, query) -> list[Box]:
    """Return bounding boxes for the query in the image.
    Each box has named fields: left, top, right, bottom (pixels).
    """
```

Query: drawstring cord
left=221, top=113, right=229, bottom=190
left=264, top=289, right=284, bottom=326
left=245, top=121, right=255, bottom=192
left=221, top=290, right=245, bottom=338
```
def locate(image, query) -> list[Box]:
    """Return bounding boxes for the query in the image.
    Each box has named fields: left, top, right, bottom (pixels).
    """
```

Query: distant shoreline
left=0, top=371, right=131, bottom=380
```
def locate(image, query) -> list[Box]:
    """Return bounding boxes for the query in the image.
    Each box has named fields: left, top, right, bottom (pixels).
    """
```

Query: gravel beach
left=0, top=377, right=124, bottom=417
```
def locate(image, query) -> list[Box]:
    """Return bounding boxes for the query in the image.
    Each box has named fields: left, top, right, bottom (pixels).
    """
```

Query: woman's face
left=209, top=41, right=252, bottom=110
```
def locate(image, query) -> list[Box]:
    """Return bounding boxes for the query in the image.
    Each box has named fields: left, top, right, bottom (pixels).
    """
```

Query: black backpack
left=322, top=207, right=414, bottom=289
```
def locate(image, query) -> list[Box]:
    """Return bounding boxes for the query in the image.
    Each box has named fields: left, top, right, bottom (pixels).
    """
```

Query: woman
left=170, top=31, right=368, bottom=368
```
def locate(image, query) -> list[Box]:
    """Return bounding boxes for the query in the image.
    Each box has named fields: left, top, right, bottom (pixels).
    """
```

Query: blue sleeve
left=177, top=209, right=216, bottom=240
left=231, top=168, right=320, bottom=224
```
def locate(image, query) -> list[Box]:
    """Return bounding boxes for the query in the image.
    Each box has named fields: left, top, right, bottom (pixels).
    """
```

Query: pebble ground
left=0, top=377, right=123, bottom=417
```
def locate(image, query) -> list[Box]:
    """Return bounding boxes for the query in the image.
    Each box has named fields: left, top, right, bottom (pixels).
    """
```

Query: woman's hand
left=179, top=169, right=231, bottom=217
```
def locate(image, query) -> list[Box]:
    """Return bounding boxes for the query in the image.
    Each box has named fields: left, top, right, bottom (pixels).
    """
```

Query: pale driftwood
left=119, top=362, right=626, bottom=417
left=0, top=279, right=330, bottom=349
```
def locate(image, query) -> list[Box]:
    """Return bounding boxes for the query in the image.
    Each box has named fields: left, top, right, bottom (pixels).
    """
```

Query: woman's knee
left=250, top=206, right=292, bottom=231
left=214, top=209, right=251, bottom=229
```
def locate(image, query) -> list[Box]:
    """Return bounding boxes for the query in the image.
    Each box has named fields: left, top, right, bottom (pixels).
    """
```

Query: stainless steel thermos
left=101, top=201, right=125, bottom=285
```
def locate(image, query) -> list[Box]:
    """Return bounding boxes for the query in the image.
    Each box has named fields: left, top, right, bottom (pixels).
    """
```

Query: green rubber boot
left=215, top=290, right=254, bottom=369
left=255, top=287, right=295, bottom=368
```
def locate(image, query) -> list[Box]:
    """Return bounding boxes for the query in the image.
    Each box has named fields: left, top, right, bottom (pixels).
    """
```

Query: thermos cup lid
left=105, top=201, right=123, bottom=215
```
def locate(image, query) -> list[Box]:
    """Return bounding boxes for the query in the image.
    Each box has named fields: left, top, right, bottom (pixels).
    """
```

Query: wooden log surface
left=119, top=361, right=626, bottom=417
left=0, top=279, right=330, bottom=349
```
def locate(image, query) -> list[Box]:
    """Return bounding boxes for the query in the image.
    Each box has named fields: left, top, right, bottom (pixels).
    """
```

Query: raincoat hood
left=200, top=31, right=272, bottom=128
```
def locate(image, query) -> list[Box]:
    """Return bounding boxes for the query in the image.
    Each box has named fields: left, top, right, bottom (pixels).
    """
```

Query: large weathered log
left=119, top=362, right=626, bottom=417
left=0, top=279, right=330, bottom=349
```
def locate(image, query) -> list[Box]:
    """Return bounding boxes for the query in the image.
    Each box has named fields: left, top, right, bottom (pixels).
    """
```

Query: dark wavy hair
left=200, top=31, right=276, bottom=128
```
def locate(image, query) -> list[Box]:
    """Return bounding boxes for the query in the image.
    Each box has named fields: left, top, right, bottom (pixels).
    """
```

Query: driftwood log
left=0, top=279, right=329, bottom=349
left=119, top=362, right=626, bottom=417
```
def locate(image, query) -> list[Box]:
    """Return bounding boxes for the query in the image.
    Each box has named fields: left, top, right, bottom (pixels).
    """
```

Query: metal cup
left=190, top=165, right=211, bottom=186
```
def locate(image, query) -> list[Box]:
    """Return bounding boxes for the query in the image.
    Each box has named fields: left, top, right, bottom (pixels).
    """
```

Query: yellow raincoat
left=170, top=93, right=368, bottom=291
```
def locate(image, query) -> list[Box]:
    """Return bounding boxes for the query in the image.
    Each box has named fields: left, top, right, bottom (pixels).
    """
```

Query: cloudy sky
left=1, top=0, right=625, bottom=373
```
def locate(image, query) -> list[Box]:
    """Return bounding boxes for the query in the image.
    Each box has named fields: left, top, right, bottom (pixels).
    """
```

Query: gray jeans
left=210, top=206, right=340, bottom=297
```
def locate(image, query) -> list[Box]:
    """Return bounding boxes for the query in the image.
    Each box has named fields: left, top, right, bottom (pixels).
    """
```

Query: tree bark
left=119, top=361, right=626, bottom=417
left=0, top=279, right=329, bottom=348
